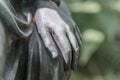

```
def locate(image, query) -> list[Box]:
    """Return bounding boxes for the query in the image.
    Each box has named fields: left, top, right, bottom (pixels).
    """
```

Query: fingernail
left=51, top=52, right=58, bottom=58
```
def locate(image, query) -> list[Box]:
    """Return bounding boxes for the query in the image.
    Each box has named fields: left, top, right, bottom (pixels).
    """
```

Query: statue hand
left=35, top=6, right=82, bottom=70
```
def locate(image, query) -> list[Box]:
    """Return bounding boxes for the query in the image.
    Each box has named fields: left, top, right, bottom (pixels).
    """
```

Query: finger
left=72, top=26, right=82, bottom=70
left=66, top=25, right=80, bottom=70
left=37, top=26, right=58, bottom=58
left=71, top=48, right=80, bottom=70
left=76, top=26, right=82, bottom=46
left=66, top=25, right=79, bottom=52
left=52, top=30, right=72, bottom=64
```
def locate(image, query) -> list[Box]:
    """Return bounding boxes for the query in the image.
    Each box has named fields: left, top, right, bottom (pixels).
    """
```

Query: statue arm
left=59, top=0, right=71, bottom=16
left=36, top=0, right=70, bottom=15
left=37, top=0, right=60, bottom=5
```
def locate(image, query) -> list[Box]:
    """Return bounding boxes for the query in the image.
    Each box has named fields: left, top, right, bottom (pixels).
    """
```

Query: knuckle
left=44, top=40, right=54, bottom=49
left=52, top=52, right=58, bottom=58
left=56, top=27, right=65, bottom=33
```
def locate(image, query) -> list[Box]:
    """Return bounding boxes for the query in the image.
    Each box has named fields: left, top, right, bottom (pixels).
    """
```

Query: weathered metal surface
left=0, top=0, right=82, bottom=80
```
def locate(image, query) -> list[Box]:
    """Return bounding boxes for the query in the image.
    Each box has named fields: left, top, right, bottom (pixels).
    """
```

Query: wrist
left=51, top=0, right=60, bottom=6
left=35, top=1, right=59, bottom=11
left=39, top=0, right=60, bottom=5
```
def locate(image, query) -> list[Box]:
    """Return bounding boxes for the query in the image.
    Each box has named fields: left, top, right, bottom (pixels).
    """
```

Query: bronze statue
left=0, top=0, right=82, bottom=80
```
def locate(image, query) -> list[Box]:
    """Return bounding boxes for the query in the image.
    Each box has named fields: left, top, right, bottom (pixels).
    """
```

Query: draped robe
left=0, top=0, right=71, bottom=80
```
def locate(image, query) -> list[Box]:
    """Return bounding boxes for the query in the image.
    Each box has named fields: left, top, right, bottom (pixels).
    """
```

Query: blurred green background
left=65, top=0, right=120, bottom=80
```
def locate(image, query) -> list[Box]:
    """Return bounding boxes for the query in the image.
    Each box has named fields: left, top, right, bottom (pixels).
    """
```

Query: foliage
left=65, top=0, right=120, bottom=80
